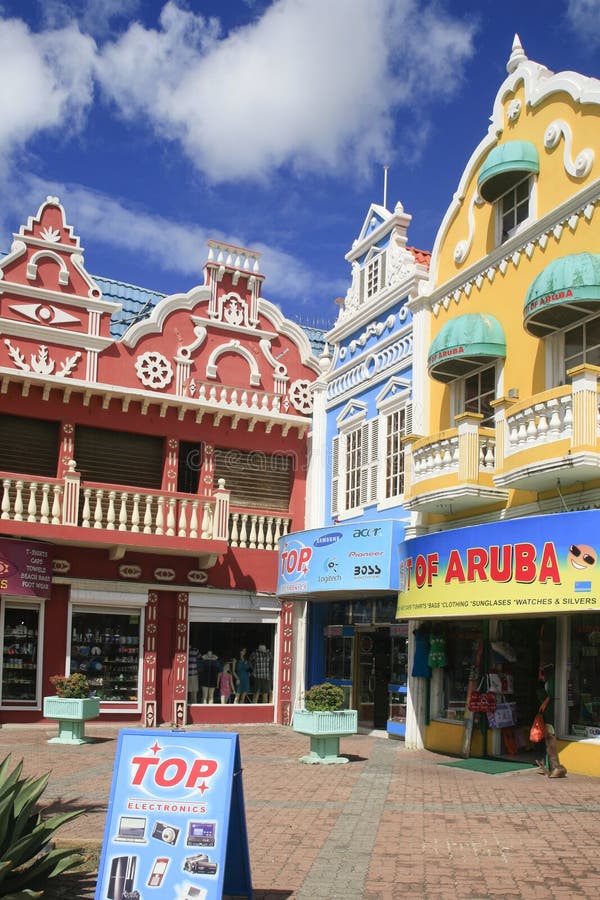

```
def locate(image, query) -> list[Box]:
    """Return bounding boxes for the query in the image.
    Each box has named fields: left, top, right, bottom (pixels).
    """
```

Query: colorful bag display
left=486, top=672, right=514, bottom=694
left=487, top=700, right=517, bottom=729
left=427, top=634, right=447, bottom=668
left=468, top=689, right=497, bottom=713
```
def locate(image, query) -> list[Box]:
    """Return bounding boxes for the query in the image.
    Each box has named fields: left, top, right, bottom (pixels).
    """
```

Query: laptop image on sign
left=114, top=815, right=148, bottom=843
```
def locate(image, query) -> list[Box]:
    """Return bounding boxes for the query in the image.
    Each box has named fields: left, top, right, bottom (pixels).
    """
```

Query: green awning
left=478, top=141, right=539, bottom=202
left=428, top=313, right=506, bottom=382
left=524, top=253, right=600, bottom=337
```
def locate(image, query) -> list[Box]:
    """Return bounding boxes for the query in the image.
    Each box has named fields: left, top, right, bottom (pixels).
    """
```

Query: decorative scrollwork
left=544, top=119, right=594, bottom=179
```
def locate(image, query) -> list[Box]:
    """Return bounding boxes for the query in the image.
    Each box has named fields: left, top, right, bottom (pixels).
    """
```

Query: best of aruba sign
left=95, top=730, right=251, bottom=900
left=397, top=509, right=600, bottom=619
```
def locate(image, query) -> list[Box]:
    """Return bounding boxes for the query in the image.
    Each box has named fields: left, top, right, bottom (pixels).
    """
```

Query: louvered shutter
left=405, top=403, right=413, bottom=435
left=330, top=435, right=340, bottom=517
left=74, top=426, right=163, bottom=489
left=0, top=415, right=59, bottom=477
left=368, top=418, right=380, bottom=504
left=359, top=422, right=370, bottom=507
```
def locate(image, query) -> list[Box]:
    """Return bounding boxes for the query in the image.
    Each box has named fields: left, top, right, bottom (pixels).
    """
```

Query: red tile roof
left=408, top=246, right=431, bottom=268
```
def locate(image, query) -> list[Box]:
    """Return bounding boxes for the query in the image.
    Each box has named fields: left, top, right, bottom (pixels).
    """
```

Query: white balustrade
left=505, top=393, right=573, bottom=456
left=227, top=510, right=291, bottom=549
left=412, top=436, right=460, bottom=483
left=411, top=432, right=496, bottom=484
left=0, top=469, right=283, bottom=548
left=1, top=477, right=63, bottom=524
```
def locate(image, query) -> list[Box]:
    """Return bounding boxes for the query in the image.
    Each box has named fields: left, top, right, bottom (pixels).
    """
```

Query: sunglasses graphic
left=570, top=545, right=596, bottom=566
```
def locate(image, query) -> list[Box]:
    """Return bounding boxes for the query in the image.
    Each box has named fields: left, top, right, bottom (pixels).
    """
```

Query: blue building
left=278, top=200, right=430, bottom=734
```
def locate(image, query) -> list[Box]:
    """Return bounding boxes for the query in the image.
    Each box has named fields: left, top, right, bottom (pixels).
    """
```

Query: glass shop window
left=188, top=621, right=275, bottom=704
left=70, top=610, right=141, bottom=703
left=568, top=614, right=600, bottom=738
left=390, top=624, right=408, bottom=685
left=325, top=635, right=353, bottom=681
left=1, top=604, right=41, bottom=706
left=439, top=622, right=483, bottom=720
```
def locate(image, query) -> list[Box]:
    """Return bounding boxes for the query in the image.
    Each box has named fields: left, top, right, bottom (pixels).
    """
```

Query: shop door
left=496, top=617, right=556, bottom=749
left=355, top=628, right=390, bottom=730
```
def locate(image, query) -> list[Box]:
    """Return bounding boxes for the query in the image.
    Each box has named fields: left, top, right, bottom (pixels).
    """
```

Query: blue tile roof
left=92, top=275, right=166, bottom=339
left=94, top=273, right=327, bottom=356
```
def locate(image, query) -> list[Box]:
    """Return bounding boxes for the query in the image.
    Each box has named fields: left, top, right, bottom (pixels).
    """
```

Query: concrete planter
left=43, top=696, right=100, bottom=744
left=292, top=709, right=358, bottom=764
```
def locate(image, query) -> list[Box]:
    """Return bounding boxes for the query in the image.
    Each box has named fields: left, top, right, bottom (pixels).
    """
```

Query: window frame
left=331, top=403, right=368, bottom=520
left=495, top=174, right=536, bottom=246
left=376, top=382, right=412, bottom=511
left=452, top=363, right=498, bottom=428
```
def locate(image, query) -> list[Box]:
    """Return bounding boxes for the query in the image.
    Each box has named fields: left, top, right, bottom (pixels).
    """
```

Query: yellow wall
left=426, top=67, right=600, bottom=488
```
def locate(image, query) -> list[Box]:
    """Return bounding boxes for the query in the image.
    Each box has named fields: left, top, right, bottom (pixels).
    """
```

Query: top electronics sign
left=95, top=729, right=251, bottom=900
left=277, top=520, right=404, bottom=597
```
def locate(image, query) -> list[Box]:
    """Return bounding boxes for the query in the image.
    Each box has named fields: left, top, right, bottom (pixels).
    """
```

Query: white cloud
left=0, top=17, right=95, bottom=168
left=95, top=0, right=475, bottom=182
left=566, top=0, right=600, bottom=47
left=39, top=0, right=141, bottom=39
left=11, top=174, right=332, bottom=305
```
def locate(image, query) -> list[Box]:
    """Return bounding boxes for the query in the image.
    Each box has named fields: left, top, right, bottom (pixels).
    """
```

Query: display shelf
left=2, top=610, right=39, bottom=704
left=70, top=635, right=140, bottom=703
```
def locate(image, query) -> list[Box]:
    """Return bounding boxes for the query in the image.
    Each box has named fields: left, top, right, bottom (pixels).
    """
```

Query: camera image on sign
left=152, top=821, right=179, bottom=845
left=183, top=852, right=218, bottom=875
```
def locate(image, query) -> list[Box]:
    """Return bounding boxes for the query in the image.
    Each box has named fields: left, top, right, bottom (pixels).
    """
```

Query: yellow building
left=398, top=37, right=600, bottom=775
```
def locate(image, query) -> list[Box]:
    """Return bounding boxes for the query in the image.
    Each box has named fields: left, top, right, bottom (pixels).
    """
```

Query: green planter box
left=292, top=709, right=358, bottom=764
left=43, top=696, right=101, bottom=745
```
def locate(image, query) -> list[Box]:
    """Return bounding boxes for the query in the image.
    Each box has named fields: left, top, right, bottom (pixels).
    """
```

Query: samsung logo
left=314, top=532, right=343, bottom=547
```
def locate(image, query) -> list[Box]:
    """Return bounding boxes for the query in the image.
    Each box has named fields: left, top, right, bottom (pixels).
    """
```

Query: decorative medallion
left=135, top=351, right=174, bottom=389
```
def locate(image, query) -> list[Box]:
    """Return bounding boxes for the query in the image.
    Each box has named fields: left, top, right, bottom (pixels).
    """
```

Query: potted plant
left=43, top=672, right=100, bottom=744
left=292, top=682, right=358, bottom=764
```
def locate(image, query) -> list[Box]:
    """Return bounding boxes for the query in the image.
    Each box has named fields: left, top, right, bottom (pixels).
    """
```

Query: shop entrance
left=494, top=616, right=556, bottom=756
left=355, top=627, right=391, bottom=730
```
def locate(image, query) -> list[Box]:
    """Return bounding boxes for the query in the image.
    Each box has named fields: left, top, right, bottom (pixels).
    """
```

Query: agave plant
left=0, top=754, right=84, bottom=898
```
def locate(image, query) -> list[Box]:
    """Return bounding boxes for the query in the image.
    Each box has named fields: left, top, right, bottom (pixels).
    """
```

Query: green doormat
left=441, top=758, right=535, bottom=774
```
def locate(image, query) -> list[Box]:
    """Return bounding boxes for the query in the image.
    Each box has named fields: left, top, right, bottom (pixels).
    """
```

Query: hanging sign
left=0, top=537, right=52, bottom=599
left=95, top=729, right=252, bottom=900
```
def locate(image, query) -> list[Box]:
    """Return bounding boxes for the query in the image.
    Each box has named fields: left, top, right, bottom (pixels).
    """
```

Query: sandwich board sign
left=95, top=729, right=252, bottom=900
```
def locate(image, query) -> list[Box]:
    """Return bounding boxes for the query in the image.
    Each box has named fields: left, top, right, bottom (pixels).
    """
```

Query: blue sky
left=0, top=0, right=598, bottom=329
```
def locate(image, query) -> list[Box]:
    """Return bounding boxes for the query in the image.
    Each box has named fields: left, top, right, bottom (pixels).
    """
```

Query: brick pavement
left=1, top=722, right=599, bottom=899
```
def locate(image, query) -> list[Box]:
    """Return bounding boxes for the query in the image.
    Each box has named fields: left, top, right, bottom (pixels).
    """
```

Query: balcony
left=493, top=365, right=600, bottom=492
left=403, top=413, right=509, bottom=514
left=0, top=464, right=232, bottom=561
left=0, top=465, right=292, bottom=559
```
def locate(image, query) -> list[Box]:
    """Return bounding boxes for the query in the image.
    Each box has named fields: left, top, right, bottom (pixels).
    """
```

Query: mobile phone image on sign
left=147, top=857, right=169, bottom=887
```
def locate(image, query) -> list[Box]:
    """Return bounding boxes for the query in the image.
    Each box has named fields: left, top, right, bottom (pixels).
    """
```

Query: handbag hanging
left=468, top=679, right=497, bottom=713
left=487, top=699, right=517, bottom=729
left=529, top=695, right=551, bottom=743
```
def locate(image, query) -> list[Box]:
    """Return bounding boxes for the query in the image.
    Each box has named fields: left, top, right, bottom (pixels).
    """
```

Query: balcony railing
left=404, top=414, right=507, bottom=513
left=0, top=464, right=230, bottom=544
left=504, top=388, right=574, bottom=457
left=228, top=510, right=291, bottom=550
left=0, top=466, right=291, bottom=551
left=411, top=430, right=496, bottom=483
left=493, top=365, right=600, bottom=491
left=405, top=366, right=600, bottom=505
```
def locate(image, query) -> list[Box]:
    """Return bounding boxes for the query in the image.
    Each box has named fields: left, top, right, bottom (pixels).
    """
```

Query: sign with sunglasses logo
left=397, top=509, right=600, bottom=618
